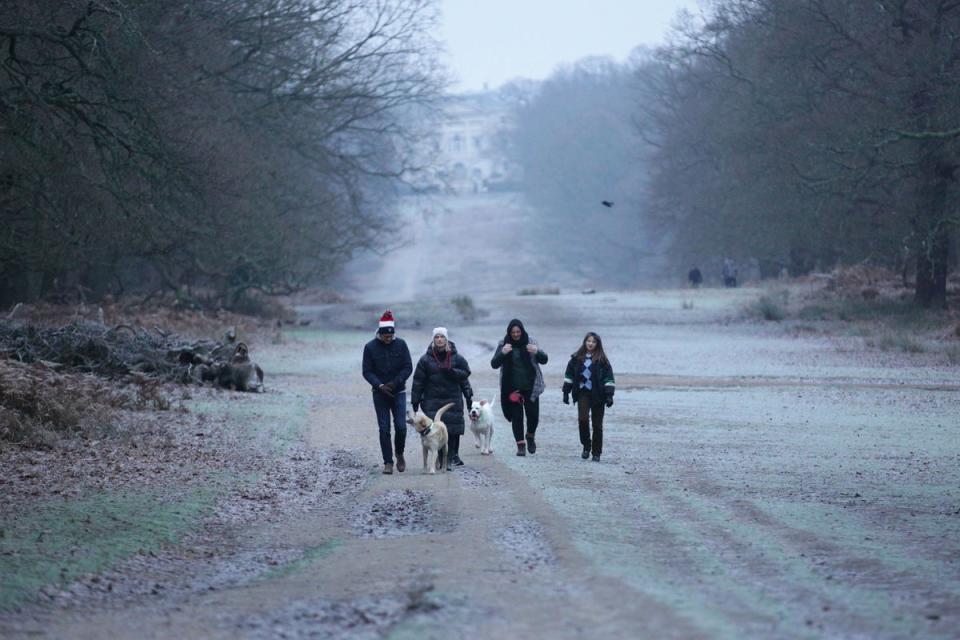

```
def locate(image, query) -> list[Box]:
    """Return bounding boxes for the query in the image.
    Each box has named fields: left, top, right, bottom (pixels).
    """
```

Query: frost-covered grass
left=0, top=488, right=216, bottom=611
left=523, top=383, right=960, bottom=638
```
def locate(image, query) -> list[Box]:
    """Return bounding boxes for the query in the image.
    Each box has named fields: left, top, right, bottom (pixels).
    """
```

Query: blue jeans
left=373, top=390, right=407, bottom=464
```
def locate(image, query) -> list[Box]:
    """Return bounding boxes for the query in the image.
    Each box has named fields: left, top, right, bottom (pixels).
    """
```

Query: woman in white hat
left=411, top=327, right=473, bottom=468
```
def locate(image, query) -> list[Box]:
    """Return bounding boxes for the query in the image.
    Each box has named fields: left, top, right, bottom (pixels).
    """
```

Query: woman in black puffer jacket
left=411, top=327, right=473, bottom=468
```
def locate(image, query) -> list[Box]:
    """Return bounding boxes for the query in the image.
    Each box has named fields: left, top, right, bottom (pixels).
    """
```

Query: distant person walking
left=491, top=319, right=548, bottom=456
left=411, top=327, right=473, bottom=469
left=688, top=266, right=703, bottom=288
left=362, top=310, right=413, bottom=474
left=722, top=258, right=738, bottom=288
left=562, top=332, right=615, bottom=461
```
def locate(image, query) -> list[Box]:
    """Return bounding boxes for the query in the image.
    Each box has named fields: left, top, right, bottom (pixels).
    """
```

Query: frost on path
left=496, top=519, right=554, bottom=571
left=453, top=466, right=498, bottom=489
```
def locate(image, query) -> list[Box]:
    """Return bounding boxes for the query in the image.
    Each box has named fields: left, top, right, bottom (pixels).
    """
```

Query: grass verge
left=0, top=487, right=217, bottom=612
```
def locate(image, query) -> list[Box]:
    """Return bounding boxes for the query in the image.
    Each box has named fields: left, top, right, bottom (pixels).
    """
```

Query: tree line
left=507, top=0, right=960, bottom=307
left=0, top=0, right=442, bottom=310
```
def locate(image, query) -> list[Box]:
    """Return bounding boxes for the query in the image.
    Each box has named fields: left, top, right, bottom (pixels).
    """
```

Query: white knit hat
left=432, top=327, right=448, bottom=339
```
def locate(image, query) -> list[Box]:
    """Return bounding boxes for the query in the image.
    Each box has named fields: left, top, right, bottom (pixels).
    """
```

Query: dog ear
left=479, top=400, right=487, bottom=406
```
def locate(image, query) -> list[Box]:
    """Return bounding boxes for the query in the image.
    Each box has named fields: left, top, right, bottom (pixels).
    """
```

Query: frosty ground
left=2, top=285, right=958, bottom=639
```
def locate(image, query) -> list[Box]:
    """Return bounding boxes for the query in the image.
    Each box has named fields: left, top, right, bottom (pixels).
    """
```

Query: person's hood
left=504, top=318, right=529, bottom=346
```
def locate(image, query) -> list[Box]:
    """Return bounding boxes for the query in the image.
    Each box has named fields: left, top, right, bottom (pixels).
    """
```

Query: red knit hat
left=377, top=310, right=396, bottom=334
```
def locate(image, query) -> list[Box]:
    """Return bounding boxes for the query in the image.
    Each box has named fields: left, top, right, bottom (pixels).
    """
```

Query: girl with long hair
left=562, top=332, right=615, bottom=461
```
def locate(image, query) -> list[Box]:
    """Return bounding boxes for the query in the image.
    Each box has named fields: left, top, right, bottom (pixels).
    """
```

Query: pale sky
left=440, top=0, right=702, bottom=92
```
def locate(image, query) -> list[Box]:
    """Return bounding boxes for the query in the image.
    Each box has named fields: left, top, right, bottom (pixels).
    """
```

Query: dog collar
left=419, top=421, right=434, bottom=437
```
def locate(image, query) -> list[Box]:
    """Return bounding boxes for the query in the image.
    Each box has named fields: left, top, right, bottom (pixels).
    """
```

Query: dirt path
left=3, top=288, right=959, bottom=639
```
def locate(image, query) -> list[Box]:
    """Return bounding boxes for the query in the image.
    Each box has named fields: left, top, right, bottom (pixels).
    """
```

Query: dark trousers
left=373, top=390, right=406, bottom=464
left=502, top=392, right=539, bottom=442
left=578, top=400, right=605, bottom=456
left=448, top=432, right=461, bottom=457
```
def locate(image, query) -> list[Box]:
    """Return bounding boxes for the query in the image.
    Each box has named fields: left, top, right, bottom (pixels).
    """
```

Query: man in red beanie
left=362, top=310, right=413, bottom=474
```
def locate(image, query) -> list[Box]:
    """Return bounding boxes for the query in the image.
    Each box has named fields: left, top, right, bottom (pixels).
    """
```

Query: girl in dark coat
left=490, top=319, right=548, bottom=456
left=562, top=332, right=615, bottom=461
left=411, top=327, right=473, bottom=468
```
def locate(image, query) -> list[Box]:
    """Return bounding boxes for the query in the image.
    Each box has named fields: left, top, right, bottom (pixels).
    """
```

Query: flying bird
left=602, top=200, right=614, bottom=208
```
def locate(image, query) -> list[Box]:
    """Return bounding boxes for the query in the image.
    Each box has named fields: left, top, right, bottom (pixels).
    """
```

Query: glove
left=563, top=392, right=570, bottom=405
left=442, top=367, right=458, bottom=379
left=378, top=383, right=394, bottom=397
left=605, top=397, right=614, bottom=408
left=562, top=382, right=572, bottom=395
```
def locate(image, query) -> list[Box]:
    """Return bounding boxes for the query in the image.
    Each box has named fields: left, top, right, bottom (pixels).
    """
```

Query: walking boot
left=516, top=441, right=526, bottom=457
left=525, top=433, right=536, bottom=455
left=383, top=463, right=393, bottom=474
left=396, top=454, right=405, bottom=473
left=581, top=447, right=590, bottom=460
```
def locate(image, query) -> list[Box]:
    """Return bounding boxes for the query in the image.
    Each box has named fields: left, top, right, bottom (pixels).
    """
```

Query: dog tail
left=433, top=402, right=456, bottom=424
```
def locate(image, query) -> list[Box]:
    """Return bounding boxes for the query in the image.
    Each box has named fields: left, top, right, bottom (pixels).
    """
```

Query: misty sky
left=440, top=0, right=701, bottom=92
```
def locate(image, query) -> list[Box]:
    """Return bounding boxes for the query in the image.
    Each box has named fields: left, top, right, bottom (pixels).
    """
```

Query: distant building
left=410, top=90, right=525, bottom=194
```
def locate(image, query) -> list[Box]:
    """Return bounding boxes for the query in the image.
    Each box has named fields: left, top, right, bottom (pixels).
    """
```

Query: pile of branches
left=0, top=320, right=229, bottom=383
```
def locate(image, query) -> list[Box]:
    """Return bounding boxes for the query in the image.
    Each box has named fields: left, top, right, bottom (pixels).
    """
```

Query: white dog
left=406, top=402, right=453, bottom=474
left=468, top=399, right=495, bottom=455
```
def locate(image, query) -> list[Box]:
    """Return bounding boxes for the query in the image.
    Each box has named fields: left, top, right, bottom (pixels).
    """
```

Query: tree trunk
left=914, top=228, right=949, bottom=308
left=913, top=161, right=952, bottom=309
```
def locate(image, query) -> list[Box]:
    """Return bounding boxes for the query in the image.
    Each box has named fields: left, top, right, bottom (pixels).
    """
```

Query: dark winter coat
left=411, top=342, right=473, bottom=435
left=490, top=338, right=547, bottom=401
left=562, top=355, right=615, bottom=407
left=362, top=336, right=413, bottom=391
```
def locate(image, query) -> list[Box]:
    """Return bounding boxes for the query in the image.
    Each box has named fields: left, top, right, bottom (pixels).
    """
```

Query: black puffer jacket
left=411, top=342, right=472, bottom=435
left=362, top=337, right=412, bottom=391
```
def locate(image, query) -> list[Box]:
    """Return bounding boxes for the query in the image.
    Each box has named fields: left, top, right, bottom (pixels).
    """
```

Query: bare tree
left=0, top=0, right=444, bottom=308
left=644, top=0, right=960, bottom=305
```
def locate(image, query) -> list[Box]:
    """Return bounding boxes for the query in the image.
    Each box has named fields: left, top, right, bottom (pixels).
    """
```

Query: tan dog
left=406, top=402, right=454, bottom=475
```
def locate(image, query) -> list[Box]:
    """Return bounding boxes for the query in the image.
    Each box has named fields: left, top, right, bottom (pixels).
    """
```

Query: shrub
left=749, top=295, right=786, bottom=321
left=517, top=287, right=560, bottom=296
left=876, top=333, right=926, bottom=353
left=451, top=296, right=478, bottom=321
